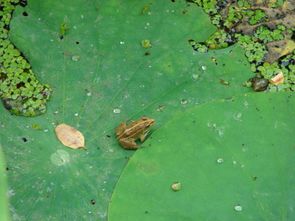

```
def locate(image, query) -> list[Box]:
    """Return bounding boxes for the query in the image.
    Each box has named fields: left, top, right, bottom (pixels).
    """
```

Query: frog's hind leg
left=116, top=122, right=127, bottom=137
left=119, top=137, right=138, bottom=150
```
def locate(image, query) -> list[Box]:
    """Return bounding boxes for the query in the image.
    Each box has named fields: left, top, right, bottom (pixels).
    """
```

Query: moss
left=0, top=0, right=51, bottom=116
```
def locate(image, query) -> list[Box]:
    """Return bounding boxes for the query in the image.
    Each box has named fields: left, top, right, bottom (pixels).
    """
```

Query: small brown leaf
left=265, top=40, right=295, bottom=63
left=270, top=72, right=284, bottom=85
left=55, top=124, right=85, bottom=149
left=282, top=0, right=295, bottom=12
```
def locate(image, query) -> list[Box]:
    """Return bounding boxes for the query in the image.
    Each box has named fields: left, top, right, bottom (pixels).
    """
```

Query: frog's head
left=141, top=117, right=155, bottom=128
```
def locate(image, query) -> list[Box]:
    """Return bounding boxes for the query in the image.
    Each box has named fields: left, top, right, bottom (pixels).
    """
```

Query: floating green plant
left=188, top=0, right=295, bottom=92
left=0, top=0, right=51, bottom=116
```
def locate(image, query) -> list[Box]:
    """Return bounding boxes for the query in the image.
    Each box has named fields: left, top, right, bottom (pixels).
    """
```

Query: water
left=113, top=108, right=121, bottom=114
left=216, top=158, right=224, bottom=164
left=234, top=204, right=243, bottom=212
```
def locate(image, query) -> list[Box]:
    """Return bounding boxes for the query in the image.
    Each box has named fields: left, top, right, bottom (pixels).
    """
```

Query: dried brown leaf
left=270, top=72, right=284, bottom=85
left=265, top=39, right=295, bottom=63
left=55, top=123, right=85, bottom=149
left=282, top=0, right=295, bottom=12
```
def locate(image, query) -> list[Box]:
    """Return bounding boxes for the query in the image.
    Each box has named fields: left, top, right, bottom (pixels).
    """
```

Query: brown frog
left=115, top=117, right=155, bottom=149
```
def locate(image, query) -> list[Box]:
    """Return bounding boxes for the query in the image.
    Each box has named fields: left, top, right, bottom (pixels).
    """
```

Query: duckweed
left=141, top=39, right=152, bottom=49
left=0, top=0, right=51, bottom=116
left=189, top=0, right=295, bottom=91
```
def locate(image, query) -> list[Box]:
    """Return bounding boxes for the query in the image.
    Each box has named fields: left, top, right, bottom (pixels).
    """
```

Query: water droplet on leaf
left=216, top=158, right=224, bottom=164
left=113, top=108, right=121, bottom=114
left=192, top=74, right=199, bottom=80
left=171, top=182, right=181, bottom=191
left=234, top=205, right=242, bottom=212
left=201, top=65, right=207, bottom=71
left=71, top=55, right=80, bottom=62
left=180, top=99, right=188, bottom=105
left=156, top=105, right=165, bottom=112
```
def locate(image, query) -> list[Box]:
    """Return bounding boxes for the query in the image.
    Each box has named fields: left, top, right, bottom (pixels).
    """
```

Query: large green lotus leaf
left=1, top=0, right=252, bottom=220
left=0, top=147, right=10, bottom=221
left=109, top=92, right=295, bottom=221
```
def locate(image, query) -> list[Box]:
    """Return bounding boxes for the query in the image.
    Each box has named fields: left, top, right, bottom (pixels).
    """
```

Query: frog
left=115, top=117, right=155, bottom=149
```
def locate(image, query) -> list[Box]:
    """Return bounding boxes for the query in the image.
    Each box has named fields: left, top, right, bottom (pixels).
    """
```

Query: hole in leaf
left=22, top=11, right=28, bottom=16
left=90, top=199, right=96, bottom=205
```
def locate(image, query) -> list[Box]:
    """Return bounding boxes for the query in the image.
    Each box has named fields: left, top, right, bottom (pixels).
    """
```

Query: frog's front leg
left=139, top=129, right=150, bottom=142
left=119, top=137, right=138, bottom=149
